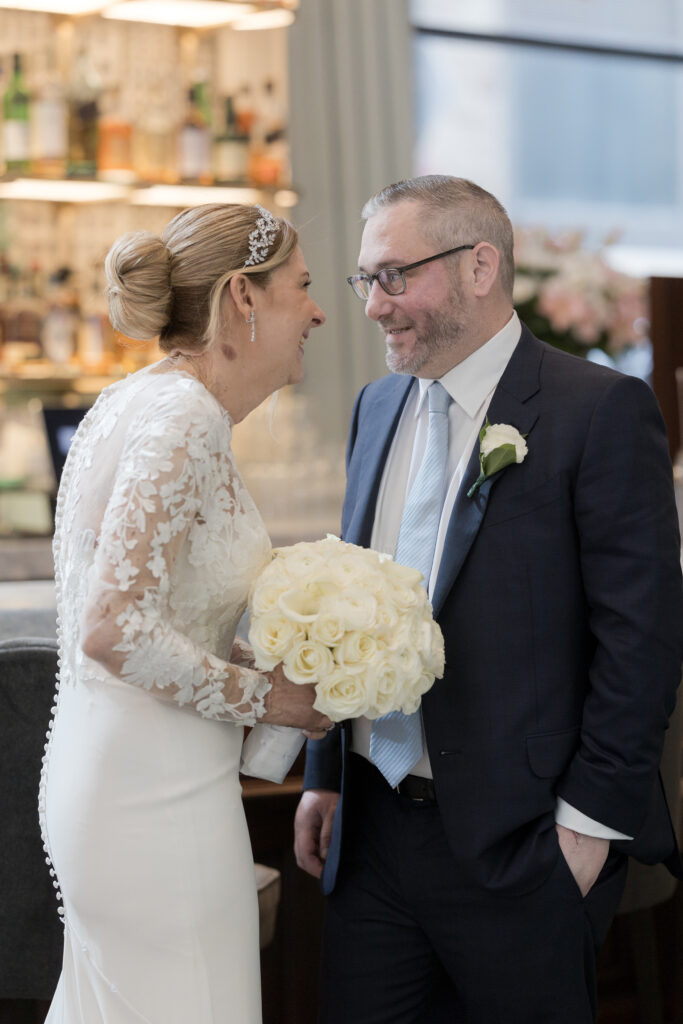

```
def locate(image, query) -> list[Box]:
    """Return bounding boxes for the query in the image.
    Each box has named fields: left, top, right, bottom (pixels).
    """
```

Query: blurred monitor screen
left=42, top=407, right=87, bottom=486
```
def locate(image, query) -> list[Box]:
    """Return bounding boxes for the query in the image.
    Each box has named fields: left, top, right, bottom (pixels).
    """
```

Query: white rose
left=313, top=667, right=371, bottom=721
left=366, top=655, right=410, bottom=718
left=388, top=582, right=424, bottom=611
left=379, top=558, right=423, bottom=590
left=250, top=580, right=289, bottom=617
left=277, top=585, right=325, bottom=623
left=374, top=599, right=400, bottom=641
left=254, top=551, right=291, bottom=585
left=283, top=638, right=335, bottom=684
left=335, top=630, right=380, bottom=667
left=248, top=614, right=307, bottom=671
left=384, top=609, right=422, bottom=651
left=417, top=619, right=445, bottom=677
left=480, top=423, right=528, bottom=463
left=329, top=553, right=380, bottom=589
left=278, top=544, right=329, bottom=579
left=393, top=643, right=422, bottom=680
left=309, top=609, right=347, bottom=648
left=321, top=587, right=378, bottom=631
left=399, top=670, right=436, bottom=715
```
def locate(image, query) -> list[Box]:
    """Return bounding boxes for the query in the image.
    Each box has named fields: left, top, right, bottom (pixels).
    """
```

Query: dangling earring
left=247, top=310, right=255, bottom=344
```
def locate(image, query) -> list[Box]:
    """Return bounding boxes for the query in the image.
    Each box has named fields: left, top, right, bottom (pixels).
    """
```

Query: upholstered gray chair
left=0, top=637, right=63, bottom=1006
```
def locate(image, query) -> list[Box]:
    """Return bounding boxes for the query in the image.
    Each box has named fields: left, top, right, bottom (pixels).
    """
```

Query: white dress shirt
left=351, top=311, right=630, bottom=841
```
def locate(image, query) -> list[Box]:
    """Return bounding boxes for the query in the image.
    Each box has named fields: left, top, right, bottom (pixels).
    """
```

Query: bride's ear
left=228, top=273, right=255, bottom=321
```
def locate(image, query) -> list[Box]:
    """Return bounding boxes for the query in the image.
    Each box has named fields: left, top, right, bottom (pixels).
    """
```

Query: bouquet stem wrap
left=240, top=724, right=305, bottom=784
left=241, top=536, right=445, bottom=783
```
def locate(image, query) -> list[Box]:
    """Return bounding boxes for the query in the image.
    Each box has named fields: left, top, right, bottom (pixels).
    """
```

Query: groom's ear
left=228, top=272, right=254, bottom=318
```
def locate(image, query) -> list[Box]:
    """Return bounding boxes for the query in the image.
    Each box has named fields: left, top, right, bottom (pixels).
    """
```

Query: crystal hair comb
left=244, top=204, right=279, bottom=267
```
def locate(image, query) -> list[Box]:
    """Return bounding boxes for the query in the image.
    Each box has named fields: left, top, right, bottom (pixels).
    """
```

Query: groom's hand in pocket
left=555, top=824, right=609, bottom=897
left=295, top=789, right=340, bottom=879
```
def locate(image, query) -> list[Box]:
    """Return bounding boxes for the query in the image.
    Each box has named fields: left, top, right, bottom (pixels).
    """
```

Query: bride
left=40, top=202, right=329, bottom=1023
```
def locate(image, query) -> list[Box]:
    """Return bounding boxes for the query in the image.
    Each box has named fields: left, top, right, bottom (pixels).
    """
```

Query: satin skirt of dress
left=43, top=673, right=262, bottom=1024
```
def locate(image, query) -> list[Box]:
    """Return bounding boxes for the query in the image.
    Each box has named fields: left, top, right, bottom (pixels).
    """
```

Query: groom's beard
left=381, top=290, right=469, bottom=376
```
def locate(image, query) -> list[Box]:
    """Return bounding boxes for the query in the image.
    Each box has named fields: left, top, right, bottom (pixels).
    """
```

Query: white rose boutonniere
left=467, top=419, right=528, bottom=498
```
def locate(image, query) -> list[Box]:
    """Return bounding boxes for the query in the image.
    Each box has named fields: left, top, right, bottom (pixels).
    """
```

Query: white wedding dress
left=39, top=364, right=273, bottom=1024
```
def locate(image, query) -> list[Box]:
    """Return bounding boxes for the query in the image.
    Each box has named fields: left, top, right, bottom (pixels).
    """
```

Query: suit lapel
left=344, top=375, right=414, bottom=546
left=431, top=328, right=544, bottom=617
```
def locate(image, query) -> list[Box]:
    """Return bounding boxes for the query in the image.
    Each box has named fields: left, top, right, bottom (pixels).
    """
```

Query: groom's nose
left=364, top=280, right=395, bottom=322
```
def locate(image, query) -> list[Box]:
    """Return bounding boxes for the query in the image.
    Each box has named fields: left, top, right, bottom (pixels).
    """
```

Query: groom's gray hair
left=361, top=175, right=515, bottom=300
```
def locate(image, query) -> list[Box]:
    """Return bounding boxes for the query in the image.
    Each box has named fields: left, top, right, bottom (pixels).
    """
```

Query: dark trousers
left=319, top=754, right=627, bottom=1024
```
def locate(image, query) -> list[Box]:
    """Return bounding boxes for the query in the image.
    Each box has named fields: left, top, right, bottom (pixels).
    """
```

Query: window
left=412, top=0, right=683, bottom=273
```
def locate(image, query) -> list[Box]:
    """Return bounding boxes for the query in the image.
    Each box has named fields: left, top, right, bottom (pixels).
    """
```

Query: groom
left=295, top=175, right=683, bottom=1023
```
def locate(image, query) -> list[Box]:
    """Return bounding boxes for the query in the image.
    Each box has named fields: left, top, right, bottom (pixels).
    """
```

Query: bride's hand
left=261, top=663, right=332, bottom=733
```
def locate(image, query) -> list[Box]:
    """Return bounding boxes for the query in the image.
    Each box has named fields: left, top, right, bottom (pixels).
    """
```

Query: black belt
left=349, top=754, right=437, bottom=804
left=394, top=774, right=436, bottom=802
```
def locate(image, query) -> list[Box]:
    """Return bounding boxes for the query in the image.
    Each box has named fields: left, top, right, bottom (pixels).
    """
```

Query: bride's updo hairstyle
left=104, top=203, right=298, bottom=352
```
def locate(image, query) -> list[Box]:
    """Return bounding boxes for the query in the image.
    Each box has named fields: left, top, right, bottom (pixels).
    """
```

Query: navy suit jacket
left=304, top=327, right=683, bottom=896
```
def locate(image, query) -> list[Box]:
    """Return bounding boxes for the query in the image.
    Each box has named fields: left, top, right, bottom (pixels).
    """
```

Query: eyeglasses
left=346, top=244, right=476, bottom=300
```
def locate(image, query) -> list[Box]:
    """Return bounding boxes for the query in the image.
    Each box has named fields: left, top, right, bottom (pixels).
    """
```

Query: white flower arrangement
left=239, top=535, right=445, bottom=783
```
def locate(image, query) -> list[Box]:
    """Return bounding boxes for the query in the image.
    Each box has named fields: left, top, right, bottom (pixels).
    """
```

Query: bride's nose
left=310, top=304, right=326, bottom=327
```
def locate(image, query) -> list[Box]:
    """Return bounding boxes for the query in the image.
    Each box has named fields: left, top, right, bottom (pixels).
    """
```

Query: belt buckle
left=395, top=777, right=425, bottom=802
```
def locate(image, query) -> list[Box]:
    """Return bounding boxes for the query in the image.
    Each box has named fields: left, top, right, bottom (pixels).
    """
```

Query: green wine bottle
left=3, top=53, right=30, bottom=175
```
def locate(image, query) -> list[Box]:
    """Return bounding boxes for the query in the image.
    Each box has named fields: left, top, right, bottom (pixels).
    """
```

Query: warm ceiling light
left=231, top=8, right=294, bottom=29
left=0, top=0, right=102, bottom=12
left=130, top=184, right=263, bottom=206
left=274, top=189, right=297, bottom=208
left=0, top=178, right=129, bottom=202
left=102, top=0, right=256, bottom=28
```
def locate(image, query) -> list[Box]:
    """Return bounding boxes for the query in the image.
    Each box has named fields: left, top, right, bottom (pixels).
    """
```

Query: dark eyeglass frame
left=346, top=244, right=476, bottom=300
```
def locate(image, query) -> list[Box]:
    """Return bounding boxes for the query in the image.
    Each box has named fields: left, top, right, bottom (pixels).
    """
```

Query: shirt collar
left=415, top=311, right=522, bottom=420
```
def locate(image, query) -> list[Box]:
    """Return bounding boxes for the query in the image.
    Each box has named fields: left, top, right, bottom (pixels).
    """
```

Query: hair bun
left=104, top=231, right=173, bottom=340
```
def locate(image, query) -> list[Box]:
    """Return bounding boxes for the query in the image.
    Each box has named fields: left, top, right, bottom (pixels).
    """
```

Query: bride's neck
left=168, top=349, right=268, bottom=424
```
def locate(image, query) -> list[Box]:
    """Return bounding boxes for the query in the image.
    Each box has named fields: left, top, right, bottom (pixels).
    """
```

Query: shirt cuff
left=555, top=797, right=633, bottom=840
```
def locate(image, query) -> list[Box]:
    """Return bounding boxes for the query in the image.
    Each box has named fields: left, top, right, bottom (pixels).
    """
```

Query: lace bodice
left=53, top=364, right=273, bottom=724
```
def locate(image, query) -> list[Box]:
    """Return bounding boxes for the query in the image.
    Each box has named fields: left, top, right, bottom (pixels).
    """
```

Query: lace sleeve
left=81, top=396, right=271, bottom=725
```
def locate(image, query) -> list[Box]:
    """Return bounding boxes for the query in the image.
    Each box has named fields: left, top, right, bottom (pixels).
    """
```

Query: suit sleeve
left=556, top=373, right=683, bottom=837
left=303, top=725, right=343, bottom=792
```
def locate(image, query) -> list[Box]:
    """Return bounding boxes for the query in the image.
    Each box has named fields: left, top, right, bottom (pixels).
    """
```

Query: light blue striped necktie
left=370, top=380, right=451, bottom=787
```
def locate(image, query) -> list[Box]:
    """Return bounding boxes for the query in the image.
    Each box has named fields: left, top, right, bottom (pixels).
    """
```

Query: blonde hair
left=104, top=204, right=298, bottom=352
left=362, top=175, right=515, bottom=300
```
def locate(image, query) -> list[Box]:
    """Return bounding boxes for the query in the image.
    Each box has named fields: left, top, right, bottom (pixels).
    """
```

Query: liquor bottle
left=97, top=88, right=133, bottom=182
left=262, top=79, right=289, bottom=186
left=41, top=266, right=79, bottom=365
left=0, top=253, right=10, bottom=348
left=177, top=84, right=212, bottom=184
left=249, top=79, right=288, bottom=187
left=0, top=59, right=6, bottom=176
left=133, top=75, right=178, bottom=184
left=234, top=83, right=256, bottom=138
left=213, top=95, right=248, bottom=183
left=30, top=47, right=68, bottom=178
left=3, top=262, right=45, bottom=363
left=78, top=270, right=114, bottom=371
left=67, top=48, right=101, bottom=178
left=3, top=54, right=31, bottom=175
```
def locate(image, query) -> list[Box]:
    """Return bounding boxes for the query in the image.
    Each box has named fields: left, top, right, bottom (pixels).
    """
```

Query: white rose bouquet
left=239, top=535, right=445, bottom=783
